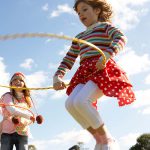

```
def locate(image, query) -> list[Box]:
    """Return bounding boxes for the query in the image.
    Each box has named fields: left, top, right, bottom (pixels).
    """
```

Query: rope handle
left=0, top=103, right=34, bottom=125
left=0, top=103, right=43, bottom=125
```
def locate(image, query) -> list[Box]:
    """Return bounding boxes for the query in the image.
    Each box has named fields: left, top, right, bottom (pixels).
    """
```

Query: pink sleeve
left=2, top=93, right=13, bottom=103
left=2, top=93, right=32, bottom=120
left=0, top=107, right=2, bottom=114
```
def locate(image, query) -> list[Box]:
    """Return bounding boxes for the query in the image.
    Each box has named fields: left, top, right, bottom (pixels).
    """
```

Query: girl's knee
left=73, top=96, right=85, bottom=110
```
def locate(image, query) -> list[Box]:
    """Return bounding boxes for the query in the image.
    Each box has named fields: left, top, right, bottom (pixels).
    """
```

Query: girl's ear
left=95, top=8, right=101, bottom=16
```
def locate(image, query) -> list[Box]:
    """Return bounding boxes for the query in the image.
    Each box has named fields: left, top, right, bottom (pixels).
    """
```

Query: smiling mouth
left=14, top=84, right=22, bottom=87
left=81, top=17, right=87, bottom=22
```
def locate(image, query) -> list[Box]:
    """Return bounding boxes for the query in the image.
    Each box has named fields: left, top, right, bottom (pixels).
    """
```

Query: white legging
left=65, top=80, right=104, bottom=129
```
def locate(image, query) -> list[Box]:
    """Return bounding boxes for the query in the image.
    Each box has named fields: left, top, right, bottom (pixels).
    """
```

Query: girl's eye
left=13, top=79, right=23, bottom=82
left=13, top=79, right=17, bottom=82
left=83, top=8, right=87, bottom=12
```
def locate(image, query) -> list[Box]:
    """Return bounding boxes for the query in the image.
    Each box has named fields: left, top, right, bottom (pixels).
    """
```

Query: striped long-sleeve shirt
left=55, top=22, right=127, bottom=77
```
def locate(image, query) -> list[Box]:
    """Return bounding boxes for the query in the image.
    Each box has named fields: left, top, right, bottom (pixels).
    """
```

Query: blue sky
left=0, top=0, right=150, bottom=149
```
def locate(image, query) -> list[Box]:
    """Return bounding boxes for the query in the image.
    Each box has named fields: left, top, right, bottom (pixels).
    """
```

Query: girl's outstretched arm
left=2, top=93, right=33, bottom=120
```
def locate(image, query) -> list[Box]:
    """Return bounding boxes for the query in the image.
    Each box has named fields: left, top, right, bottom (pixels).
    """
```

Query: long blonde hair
left=11, top=88, right=32, bottom=108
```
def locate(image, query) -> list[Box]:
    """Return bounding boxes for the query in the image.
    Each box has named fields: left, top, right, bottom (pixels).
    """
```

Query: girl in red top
left=53, top=0, right=136, bottom=150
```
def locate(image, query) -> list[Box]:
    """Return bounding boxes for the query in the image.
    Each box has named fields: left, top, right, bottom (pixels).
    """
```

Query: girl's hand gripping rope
left=53, top=75, right=66, bottom=90
left=96, top=51, right=111, bottom=70
left=12, top=116, right=20, bottom=125
left=30, top=116, right=36, bottom=123
left=12, top=115, right=36, bottom=125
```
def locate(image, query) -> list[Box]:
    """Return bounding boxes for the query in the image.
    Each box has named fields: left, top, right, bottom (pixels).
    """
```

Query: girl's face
left=76, top=2, right=100, bottom=27
left=11, top=78, right=25, bottom=91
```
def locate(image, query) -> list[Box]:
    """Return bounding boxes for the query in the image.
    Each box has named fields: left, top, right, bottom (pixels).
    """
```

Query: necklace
left=15, top=92, right=24, bottom=100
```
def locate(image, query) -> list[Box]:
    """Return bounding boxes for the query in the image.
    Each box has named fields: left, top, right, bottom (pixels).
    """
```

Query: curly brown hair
left=73, top=0, right=113, bottom=22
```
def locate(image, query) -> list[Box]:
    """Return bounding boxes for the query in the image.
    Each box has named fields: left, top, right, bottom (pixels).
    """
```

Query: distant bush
left=129, top=133, right=150, bottom=150
left=28, top=144, right=37, bottom=150
left=68, top=145, right=80, bottom=150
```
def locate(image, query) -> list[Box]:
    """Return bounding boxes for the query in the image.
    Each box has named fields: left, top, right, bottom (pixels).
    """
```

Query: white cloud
left=145, top=74, right=150, bottom=84
left=132, top=89, right=150, bottom=115
left=142, top=107, right=150, bottom=114
left=132, top=89, right=150, bottom=108
left=0, top=57, right=10, bottom=83
left=109, top=0, right=150, bottom=30
left=30, top=129, right=92, bottom=150
left=45, top=38, right=52, bottom=43
left=117, top=48, right=150, bottom=76
left=50, top=90, right=66, bottom=99
left=119, top=133, right=140, bottom=148
left=50, top=129, right=91, bottom=144
left=25, top=71, right=50, bottom=106
left=114, top=7, right=140, bottom=30
left=26, top=71, right=49, bottom=89
left=20, top=58, right=35, bottom=70
left=0, top=57, right=10, bottom=96
left=116, top=0, right=150, bottom=6
left=50, top=4, right=74, bottom=18
left=42, top=3, right=49, bottom=12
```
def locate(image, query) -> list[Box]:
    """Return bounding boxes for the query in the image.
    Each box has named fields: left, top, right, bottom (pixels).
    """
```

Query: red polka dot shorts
left=66, top=56, right=136, bottom=107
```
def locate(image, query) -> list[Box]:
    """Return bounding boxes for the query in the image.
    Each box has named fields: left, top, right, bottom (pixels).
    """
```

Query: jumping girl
left=53, top=0, right=136, bottom=149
